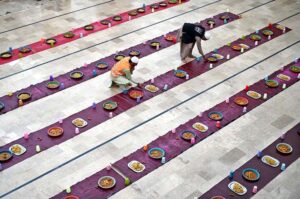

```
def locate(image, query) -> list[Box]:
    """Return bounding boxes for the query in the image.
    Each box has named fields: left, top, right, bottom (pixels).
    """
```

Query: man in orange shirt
left=110, top=56, right=139, bottom=89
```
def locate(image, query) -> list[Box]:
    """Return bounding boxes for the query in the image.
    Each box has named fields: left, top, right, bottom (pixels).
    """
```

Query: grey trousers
left=177, top=27, right=195, bottom=60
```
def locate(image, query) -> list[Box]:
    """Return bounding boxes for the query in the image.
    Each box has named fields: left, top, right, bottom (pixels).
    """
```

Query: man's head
left=129, top=56, right=139, bottom=67
left=202, top=31, right=211, bottom=41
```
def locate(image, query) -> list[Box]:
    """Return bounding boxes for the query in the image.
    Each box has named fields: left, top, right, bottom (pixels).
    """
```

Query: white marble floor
left=0, top=0, right=299, bottom=198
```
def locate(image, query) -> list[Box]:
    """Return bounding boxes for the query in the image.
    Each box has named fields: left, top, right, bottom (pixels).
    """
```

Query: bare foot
left=185, top=57, right=195, bottom=63
left=188, top=55, right=196, bottom=58
left=181, top=59, right=187, bottom=64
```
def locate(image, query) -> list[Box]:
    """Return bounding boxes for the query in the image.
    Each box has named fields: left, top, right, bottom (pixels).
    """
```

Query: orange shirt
left=111, top=57, right=131, bottom=77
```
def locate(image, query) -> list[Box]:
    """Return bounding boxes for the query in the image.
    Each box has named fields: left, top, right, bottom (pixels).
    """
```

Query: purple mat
left=199, top=123, right=300, bottom=199
left=0, top=24, right=291, bottom=172
left=0, top=12, right=240, bottom=115
left=51, top=61, right=300, bottom=199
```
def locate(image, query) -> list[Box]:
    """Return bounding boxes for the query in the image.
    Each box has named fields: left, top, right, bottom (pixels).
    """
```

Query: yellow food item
left=71, top=72, right=82, bottom=78
left=47, top=39, right=56, bottom=44
left=183, top=132, right=194, bottom=139
left=210, top=113, right=221, bottom=120
left=100, top=178, right=114, bottom=187
left=266, top=81, right=277, bottom=87
left=18, top=93, right=30, bottom=100
left=131, top=162, right=143, bottom=171
left=47, top=83, right=58, bottom=88
left=175, top=72, right=185, bottom=78
left=151, top=42, right=160, bottom=47
left=232, top=45, right=241, bottom=51
left=277, top=74, right=290, bottom=81
left=49, top=128, right=62, bottom=136
left=11, top=145, right=22, bottom=154
left=248, top=91, right=260, bottom=98
left=130, top=91, right=142, bottom=99
left=0, top=152, right=11, bottom=161
left=150, top=150, right=162, bottom=158
left=145, top=85, right=158, bottom=92
left=244, top=171, right=257, bottom=180
left=277, top=144, right=290, bottom=153
left=265, top=156, right=276, bottom=166
left=233, top=183, right=244, bottom=193
left=193, top=123, right=206, bottom=132
left=276, top=24, right=285, bottom=30
left=73, top=119, right=84, bottom=127
left=104, top=103, right=114, bottom=109
left=234, top=97, right=248, bottom=105
left=130, top=51, right=139, bottom=56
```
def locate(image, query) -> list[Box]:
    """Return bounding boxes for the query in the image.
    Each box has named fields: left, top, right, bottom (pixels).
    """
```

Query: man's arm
left=123, top=69, right=138, bottom=85
left=195, top=37, right=206, bottom=59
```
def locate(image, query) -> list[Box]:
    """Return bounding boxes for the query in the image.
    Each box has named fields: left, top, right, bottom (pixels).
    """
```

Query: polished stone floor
left=0, top=0, right=299, bottom=198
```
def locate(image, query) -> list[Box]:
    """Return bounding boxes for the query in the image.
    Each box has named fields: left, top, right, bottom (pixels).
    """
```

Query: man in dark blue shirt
left=177, top=23, right=211, bottom=63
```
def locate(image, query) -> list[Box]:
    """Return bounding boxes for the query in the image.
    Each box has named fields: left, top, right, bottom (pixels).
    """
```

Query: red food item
left=129, top=90, right=143, bottom=99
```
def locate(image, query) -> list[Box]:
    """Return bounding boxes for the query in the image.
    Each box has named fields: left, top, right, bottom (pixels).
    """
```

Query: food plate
left=114, top=54, right=125, bottom=61
left=250, top=34, right=261, bottom=41
left=180, top=130, right=196, bottom=141
left=70, top=71, right=84, bottom=79
left=17, top=92, right=31, bottom=101
left=128, top=160, right=145, bottom=173
left=207, top=56, right=218, bottom=62
left=261, top=155, right=280, bottom=167
left=103, top=101, right=118, bottom=110
left=9, top=144, right=26, bottom=156
left=100, top=20, right=110, bottom=25
left=276, top=143, right=293, bottom=154
left=247, top=90, right=261, bottom=99
left=72, top=118, right=88, bottom=128
left=275, top=24, right=285, bottom=30
left=150, top=41, right=160, bottom=48
left=168, top=0, right=178, bottom=4
left=290, top=65, right=300, bottom=73
left=165, top=34, right=175, bottom=42
left=128, top=10, right=138, bottom=16
left=150, top=4, right=159, bottom=9
left=192, top=122, right=208, bottom=133
left=262, top=29, right=273, bottom=36
left=220, top=15, right=230, bottom=20
left=159, top=2, right=168, bottom=7
left=234, top=97, right=249, bottom=106
left=47, top=81, right=60, bottom=89
left=96, top=61, right=108, bottom=69
left=64, top=195, right=79, bottom=199
left=174, top=69, right=187, bottom=78
left=148, top=147, right=165, bottom=159
left=265, top=79, right=279, bottom=88
left=228, top=181, right=247, bottom=195
left=211, top=54, right=224, bottom=60
left=129, top=89, right=144, bottom=99
left=137, top=8, right=145, bottom=13
left=19, top=46, right=31, bottom=53
left=84, top=24, right=94, bottom=30
left=277, top=74, right=291, bottom=81
left=113, top=15, right=122, bottom=21
left=98, top=176, right=116, bottom=189
left=208, top=111, right=223, bottom=121
left=45, top=38, right=57, bottom=45
left=48, top=127, right=64, bottom=137
left=129, top=50, right=140, bottom=57
left=0, top=150, right=13, bottom=162
left=63, top=31, right=75, bottom=38
left=145, top=84, right=159, bottom=93
left=0, top=102, right=4, bottom=111
left=239, top=44, right=250, bottom=50
left=207, top=18, right=215, bottom=25
left=231, top=44, right=241, bottom=51
left=242, top=168, right=260, bottom=181
left=0, top=51, right=12, bottom=59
